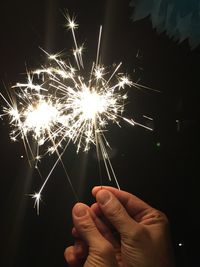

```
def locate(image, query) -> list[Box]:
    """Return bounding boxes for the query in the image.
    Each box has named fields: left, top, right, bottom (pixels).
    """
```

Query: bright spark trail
left=0, top=14, right=153, bottom=213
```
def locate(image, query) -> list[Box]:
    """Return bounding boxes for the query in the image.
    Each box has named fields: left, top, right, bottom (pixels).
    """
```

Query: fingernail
left=97, top=190, right=112, bottom=206
left=74, top=204, right=87, bottom=217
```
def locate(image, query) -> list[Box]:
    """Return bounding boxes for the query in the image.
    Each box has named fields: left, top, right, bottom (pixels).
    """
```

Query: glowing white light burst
left=0, top=15, right=153, bottom=213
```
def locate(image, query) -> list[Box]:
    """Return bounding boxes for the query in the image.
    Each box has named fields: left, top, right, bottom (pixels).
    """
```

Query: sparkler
left=0, top=14, right=153, bottom=213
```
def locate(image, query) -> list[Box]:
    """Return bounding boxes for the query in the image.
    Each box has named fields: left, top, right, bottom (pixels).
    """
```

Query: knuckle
left=105, top=202, right=133, bottom=234
left=96, top=241, right=114, bottom=258
left=78, top=219, right=96, bottom=233
left=129, top=224, right=147, bottom=241
left=107, top=201, right=124, bottom=218
left=160, top=211, right=169, bottom=224
left=154, top=210, right=169, bottom=225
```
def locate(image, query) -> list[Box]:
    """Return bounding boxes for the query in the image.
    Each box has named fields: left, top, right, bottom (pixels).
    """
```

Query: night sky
left=0, top=1, right=199, bottom=267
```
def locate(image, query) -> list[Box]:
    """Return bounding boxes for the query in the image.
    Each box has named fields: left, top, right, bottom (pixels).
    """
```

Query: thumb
left=72, top=203, right=105, bottom=247
left=72, top=203, right=118, bottom=266
left=96, top=190, right=141, bottom=237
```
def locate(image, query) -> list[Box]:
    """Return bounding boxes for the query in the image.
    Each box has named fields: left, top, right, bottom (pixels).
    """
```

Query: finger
left=91, top=203, right=117, bottom=234
left=91, top=205, right=120, bottom=249
left=93, top=186, right=152, bottom=221
left=72, top=227, right=80, bottom=239
left=72, top=203, right=106, bottom=247
left=64, top=246, right=83, bottom=267
left=74, top=239, right=88, bottom=260
left=90, top=203, right=102, bottom=217
left=73, top=205, right=120, bottom=249
left=96, top=189, right=141, bottom=236
left=66, top=234, right=88, bottom=263
left=72, top=203, right=118, bottom=266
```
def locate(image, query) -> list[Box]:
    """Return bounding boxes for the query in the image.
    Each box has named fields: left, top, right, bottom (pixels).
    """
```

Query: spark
left=65, top=15, right=78, bottom=30
left=0, top=14, right=153, bottom=213
left=30, top=193, right=41, bottom=215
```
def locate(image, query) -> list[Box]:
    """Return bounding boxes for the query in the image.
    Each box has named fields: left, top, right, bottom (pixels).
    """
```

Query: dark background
left=0, top=0, right=199, bottom=266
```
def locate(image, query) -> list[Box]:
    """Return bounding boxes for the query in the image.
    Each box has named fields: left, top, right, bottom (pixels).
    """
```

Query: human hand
left=64, top=186, right=175, bottom=267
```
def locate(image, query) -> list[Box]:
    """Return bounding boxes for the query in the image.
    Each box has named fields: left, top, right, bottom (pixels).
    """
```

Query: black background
left=0, top=1, right=199, bottom=266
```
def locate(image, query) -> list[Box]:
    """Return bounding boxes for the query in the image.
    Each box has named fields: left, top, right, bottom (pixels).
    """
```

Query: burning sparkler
left=0, top=14, right=153, bottom=213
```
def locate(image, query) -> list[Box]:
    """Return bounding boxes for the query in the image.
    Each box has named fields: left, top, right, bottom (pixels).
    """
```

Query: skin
left=64, top=186, right=175, bottom=267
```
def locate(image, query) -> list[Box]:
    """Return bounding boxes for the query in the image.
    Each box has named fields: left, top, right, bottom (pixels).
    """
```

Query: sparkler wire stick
left=96, top=25, right=102, bottom=67
left=95, top=25, right=104, bottom=188
left=94, top=118, right=103, bottom=188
